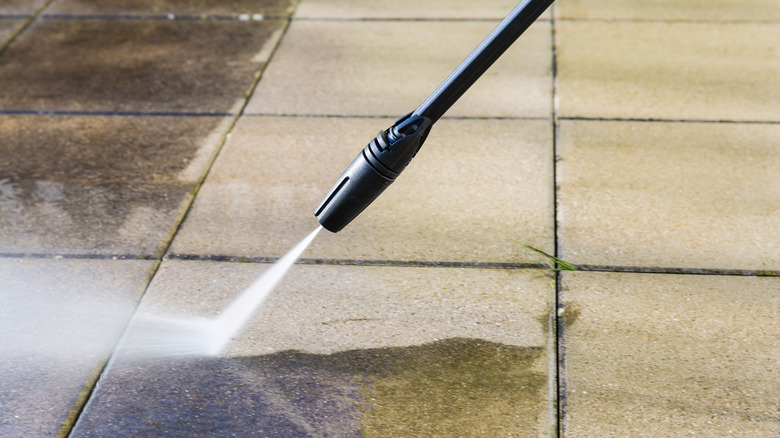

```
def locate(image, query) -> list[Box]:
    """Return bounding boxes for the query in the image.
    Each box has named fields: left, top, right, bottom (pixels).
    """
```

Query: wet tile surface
left=246, top=20, right=552, bottom=118
left=560, top=271, right=780, bottom=436
left=0, top=115, right=231, bottom=256
left=296, top=0, right=548, bottom=20
left=0, top=0, right=47, bottom=15
left=557, top=120, right=780, bottom=271
left=556, top=20, right=780, bottom=121
left=72, top=261, right=552, bottom=436
left=48, top=0, right=296, bottom=17
left=0, top=18, right=285, bottom=113
left=169, top=116, right=554, bottom=263
left=0, top=258, right=152, bottom=437
left=557, top=0, right=780, bottom=21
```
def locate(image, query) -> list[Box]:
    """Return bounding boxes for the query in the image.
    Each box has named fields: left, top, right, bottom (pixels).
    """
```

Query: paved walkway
left=1, top=0, right=778, bottom=436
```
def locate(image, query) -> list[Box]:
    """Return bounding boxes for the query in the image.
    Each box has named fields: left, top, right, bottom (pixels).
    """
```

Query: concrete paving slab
left=0, top=18, right=285, bottom=113
left=246, top=19, right=552, bottom=118
left=0, top=257, right=152, bottom=437
left=296, top=0, right=550, bottom=20
left=48, top=0, right=297, bottom=17
left=0, top=18, right=23, bottom=44
left=560, top=271, right=780, bottom=436
left=557, top=120, right=780, bottom=271
left=0, top=115, right=231, bottom=256
left=169, top=116, right=554, bottom=263
left=72, top=260, right=553, bottom=436
left=556, top=0, right=780, bottom=21
left=556, top=20, right=780, bottom=122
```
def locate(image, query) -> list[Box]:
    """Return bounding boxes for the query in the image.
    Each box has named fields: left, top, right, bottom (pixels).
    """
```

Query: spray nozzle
left=315, top=113, right=432, bottom=233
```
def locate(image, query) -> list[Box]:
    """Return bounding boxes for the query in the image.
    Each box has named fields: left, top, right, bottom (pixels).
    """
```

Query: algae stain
left=357, top=338, right=546, bottom=437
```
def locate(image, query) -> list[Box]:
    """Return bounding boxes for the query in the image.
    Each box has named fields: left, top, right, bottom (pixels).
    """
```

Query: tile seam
left=550, top=6, right=564, bottom=437
left=559, top=116, right=780, bottom=125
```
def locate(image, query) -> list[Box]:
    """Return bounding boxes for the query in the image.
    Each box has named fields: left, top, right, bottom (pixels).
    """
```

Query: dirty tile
left=0, top=18, right=285, bottom=113
left=48, top=0, right=296, bottom=17
left=556, top=0, right=780, bottom=21
left=72, top=261, right=553, bottom=436
left=557, top=120, right=780, bottom=271
left=0, top=18, right=23, bottom=43
left=0, top=0, right=47, bottom=15
left=556, top=21, right=780, bottom=121
left=0, top=257, right=152, bottom=437
left=169, top=116, right=554, bottom=263
left=246, top=20, right=552, bottom=118
left=0, top=115, right=231, bottom=256
left=296, top=0, right=550, bottom=20
left=560, top=271, right=780, bottom=436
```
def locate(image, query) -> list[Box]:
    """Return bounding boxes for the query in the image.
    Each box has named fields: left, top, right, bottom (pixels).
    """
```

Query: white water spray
left=121, top=226, right=322, bottom=357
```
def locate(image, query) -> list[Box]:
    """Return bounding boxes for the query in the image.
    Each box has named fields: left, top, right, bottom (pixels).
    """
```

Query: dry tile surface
left=72, top=261, right=553, bottom=437
left=169, top=116, right=554, bottom=263
left=0, top=115, right=231, bottom=256
left=0, top=258, right=152, bottom=437
left=48, top=0, right=297, bottom=17
left=296, top=0, right=548, bottom=19
left=0, top=19, right=24, bottom=44
left=0, top=18, right=285, bottom=113
left=556, top=20, right=780, bottom=121
left=557, top=120, right=780, bottom=271
left=247, top=20, right=552, bottom=118
left=557, top=0, right=780, bottom=21
left=561, top=272, right=780, bottom=436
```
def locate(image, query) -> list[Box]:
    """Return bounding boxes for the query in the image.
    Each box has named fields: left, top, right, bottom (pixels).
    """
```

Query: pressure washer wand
left=315, top=0, right=555, bottom=232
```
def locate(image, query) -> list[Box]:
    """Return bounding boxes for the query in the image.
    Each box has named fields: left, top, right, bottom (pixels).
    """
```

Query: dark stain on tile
left=71, top=338, right=547, bottom=437
left=0, top=0, right=48, bottom=15
left=0, top=115, right=226, bottom=255
left=49, top=0, right=297, bottom=17
left=0, top=18, right=285, bottom=113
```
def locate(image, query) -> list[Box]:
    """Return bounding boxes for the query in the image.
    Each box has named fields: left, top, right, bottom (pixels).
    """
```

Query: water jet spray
left=315, top=0, right=555, bottom=232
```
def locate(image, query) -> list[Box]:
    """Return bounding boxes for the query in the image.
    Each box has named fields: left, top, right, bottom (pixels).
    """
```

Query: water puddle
left=120, top=226, right=322, bottom=357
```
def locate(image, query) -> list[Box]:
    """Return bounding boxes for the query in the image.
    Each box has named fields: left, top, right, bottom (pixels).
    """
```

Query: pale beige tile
left=556, top=21, right=780, bottom=121
left=169, top=116, right=554, bottom=263
left=557, top=0, right=780, bottom=21
left=561, top=271, right=780, bottom=436
left=247, top=20, right=552, bottom=118
left=0, top=258, right=152, bottom=437
left=557, top=120, right=780, bottom=271
left=296, top=0, right=550, bottom=20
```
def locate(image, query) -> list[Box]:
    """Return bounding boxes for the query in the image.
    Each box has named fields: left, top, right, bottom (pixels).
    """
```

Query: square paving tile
left=246, top=20, right=552, bottom=118
left=72, top=260, right=553, bottom=436
left=0, top=114, right=231, bottom=256
left=0, top=18, right=286, bottom=113
left=0, top=0, right=48, bottom=15
left=0, top=257, right=152, bottom=437
left=560, top=271, right=780, bottom=436
left=556, top=0, right=780, bottom=21
left=169, top=116, right=554, bottom=263
left=556, top=120, right=780, bottom=271
left=556, top=21, right=780, bottom=122
left=48, top=0, right=296, bottom=17
left=296, top=0, right=549, bottom=20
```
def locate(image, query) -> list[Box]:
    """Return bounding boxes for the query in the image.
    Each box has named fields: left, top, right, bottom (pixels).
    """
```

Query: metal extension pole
left=413, top=0, right=555, bottom=123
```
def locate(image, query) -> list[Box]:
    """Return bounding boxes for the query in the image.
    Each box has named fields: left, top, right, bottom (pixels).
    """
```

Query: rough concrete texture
left=170, top=116, right=554, bottom=263
left=560, top=271, right=780, bottom=436
left=71, top=261, right=554, bottom=437
left=48, top=0, right=297, bottom=16
left=557, top=0, right=780, bottom=21
left=557, top=120, right=780, bottom=271
left=296, top=0, right=549, bottom=19
left=246, top=19, right=552, bottom=118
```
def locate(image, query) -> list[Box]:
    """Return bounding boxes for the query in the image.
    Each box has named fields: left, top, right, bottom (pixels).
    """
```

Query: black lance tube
left=414, top=0, right=555, bottom=123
